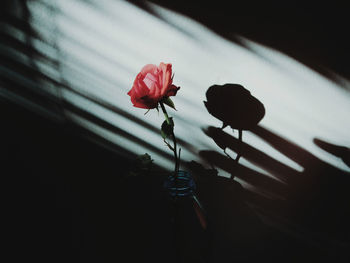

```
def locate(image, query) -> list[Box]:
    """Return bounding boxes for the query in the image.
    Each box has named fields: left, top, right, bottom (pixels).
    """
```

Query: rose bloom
left=128, top=63, right=180, bottom=109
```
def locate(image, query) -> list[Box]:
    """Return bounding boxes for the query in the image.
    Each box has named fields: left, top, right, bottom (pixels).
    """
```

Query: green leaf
left=161, top=118, right=174, bottom=139
left=163, top=97, right=176, bottom=110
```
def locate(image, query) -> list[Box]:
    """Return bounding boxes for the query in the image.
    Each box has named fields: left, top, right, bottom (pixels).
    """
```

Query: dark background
left=2, top=0, right=350, bottom=262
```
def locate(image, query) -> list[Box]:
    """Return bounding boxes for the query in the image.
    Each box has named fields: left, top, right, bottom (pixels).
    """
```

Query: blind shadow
left=1, top=0, right=198, bottom=166
left=133, top=0, right=350, bottom=87
left=186, top=83, right=350, bottom=261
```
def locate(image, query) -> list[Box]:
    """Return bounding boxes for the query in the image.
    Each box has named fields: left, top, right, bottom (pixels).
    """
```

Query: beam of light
left=2, top=0, right=350, bottom=186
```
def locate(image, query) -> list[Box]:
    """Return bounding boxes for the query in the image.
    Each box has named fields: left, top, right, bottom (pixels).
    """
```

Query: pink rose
left=128, top=63, right=180, bottom=109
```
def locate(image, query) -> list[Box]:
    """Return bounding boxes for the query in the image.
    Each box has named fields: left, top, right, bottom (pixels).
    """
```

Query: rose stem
left=159, top=102, right=180, bottom=258
left=159, top=101, right=179, bottom=176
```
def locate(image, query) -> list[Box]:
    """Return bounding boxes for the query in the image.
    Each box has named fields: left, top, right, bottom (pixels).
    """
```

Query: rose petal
left=135, top=78, right=150, bottom=97
left=159, top=63, right=172, bottom=96
left=132, top=101, right=151, bottom=109
left=141, top=64, right=157, bottom=76
left=143, top=72, right=157, bottom=89
left=166, top=84, right=180, bottom=97
left=148, top=81, right=161, bottom=99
